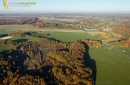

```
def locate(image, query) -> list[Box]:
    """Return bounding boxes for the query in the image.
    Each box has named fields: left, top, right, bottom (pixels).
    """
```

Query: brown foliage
left=0, top=38, right=94, bottom=85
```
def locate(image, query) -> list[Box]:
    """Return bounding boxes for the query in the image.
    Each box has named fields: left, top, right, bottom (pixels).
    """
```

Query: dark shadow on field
left=13, top=38, right=28, bottom=43
left=81, top=42, right=97, bottom=85
left=48, top=37, right=61, bottom=42
left=0, top=34, right=8, bottom=37
left=40, top=36, right=62, bottom=43
left=0, top=50, right=9, bottom=55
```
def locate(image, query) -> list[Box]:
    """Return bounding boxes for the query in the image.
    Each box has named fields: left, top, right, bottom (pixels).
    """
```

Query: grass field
left=115, top=47, right=130, bottom=57
left=0, top=30, right=11, bottom=51
left=0, top=45, right=11, bottom=52
left=89, top=47, right=130, bottom=85
left=0, top=26, right=95, bottom=43
left=0, top=29, right=10, bottom=34
left=44, top=32, right=95, bottom=42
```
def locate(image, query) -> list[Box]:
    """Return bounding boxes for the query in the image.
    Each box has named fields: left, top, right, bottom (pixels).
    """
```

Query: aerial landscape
left=0, top=0, right=130, bottom=85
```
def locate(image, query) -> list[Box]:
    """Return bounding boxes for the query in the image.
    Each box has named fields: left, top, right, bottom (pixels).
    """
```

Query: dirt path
left=0, top=36, right=12, bottom=40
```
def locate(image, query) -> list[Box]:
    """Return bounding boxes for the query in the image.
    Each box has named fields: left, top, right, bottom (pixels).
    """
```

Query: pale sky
left=0, top=0, right=130, bottom=14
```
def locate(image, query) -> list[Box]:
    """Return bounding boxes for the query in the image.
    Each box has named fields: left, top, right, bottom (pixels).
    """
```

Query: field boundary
left=0, top=25, right=86, bottom=33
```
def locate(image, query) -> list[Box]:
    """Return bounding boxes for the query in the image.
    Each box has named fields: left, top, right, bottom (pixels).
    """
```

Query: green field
left=89, top=47, right=130, bottom=85
left=0, top=45, right=11, bottom=52
left=115, top=47, right=130, bottom=56
left=0, top=30, right=10, bottom=34
left=44, top=32, right=95, bottom=42
left=0, top=29, right=95, bottom=43
left=0, top=30, right=10, bottom=51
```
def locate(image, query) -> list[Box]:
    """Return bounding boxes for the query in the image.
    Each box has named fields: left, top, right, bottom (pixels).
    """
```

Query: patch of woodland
left=0, top=35, right=98, bottom=85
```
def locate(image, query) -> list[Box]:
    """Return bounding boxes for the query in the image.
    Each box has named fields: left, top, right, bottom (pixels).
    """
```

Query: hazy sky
left=0, top=0, right=130, bottom=14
